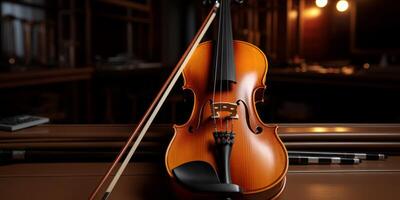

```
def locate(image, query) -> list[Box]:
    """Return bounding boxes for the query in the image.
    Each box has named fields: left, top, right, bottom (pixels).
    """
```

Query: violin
left=89, top=1, right=288, bottom=199
left=165, top=0, right=288, bottom=199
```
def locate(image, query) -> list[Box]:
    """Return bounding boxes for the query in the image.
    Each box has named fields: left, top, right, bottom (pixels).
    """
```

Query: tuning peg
left=202, top=0, right=215, bottom=5
left=234, top=0, right=244, bottom=4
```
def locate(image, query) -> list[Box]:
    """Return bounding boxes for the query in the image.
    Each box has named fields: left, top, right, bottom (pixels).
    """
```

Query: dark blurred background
left=1, top=0, right=399, bottom=124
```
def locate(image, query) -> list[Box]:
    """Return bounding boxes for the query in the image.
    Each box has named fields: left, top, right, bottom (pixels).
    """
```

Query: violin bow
left=89, top=2, right=220, bottom=200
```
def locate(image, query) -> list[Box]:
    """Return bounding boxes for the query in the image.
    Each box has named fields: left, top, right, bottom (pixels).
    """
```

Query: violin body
left=165, top=40, right=288, bottom=198
left=89, top=3, right=287, bottom=200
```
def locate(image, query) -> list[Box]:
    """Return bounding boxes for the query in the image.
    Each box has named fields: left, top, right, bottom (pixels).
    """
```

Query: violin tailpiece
left=213, top=131, right=235, bottom=184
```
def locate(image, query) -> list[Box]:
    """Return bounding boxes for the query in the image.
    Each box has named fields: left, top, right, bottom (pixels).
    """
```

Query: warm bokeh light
left=8, top=58, right=16, bottom=65
left=336, top=0, right=349, bottom=12
left=334, top=127, right=349, bottom=132
left=289, top=10, right=298, bottom=19
left=315, top=0, right=328, bottom=8
left=304, top=7, right=322, bottom=18
left=312, top=127, right=328, bottom=132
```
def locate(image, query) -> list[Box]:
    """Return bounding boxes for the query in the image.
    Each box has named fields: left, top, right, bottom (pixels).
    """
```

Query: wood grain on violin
left=164, top=1, right=288, bottom=198
left=90, top=1, right=289, bottom=199
left=165, top=41, right=288, bottom=197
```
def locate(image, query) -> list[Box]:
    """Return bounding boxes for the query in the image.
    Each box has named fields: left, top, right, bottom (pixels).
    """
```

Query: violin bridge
left=210, top=102, right=239, bottom=119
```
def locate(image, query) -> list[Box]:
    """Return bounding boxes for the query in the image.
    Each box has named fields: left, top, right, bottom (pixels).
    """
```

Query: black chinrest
left=172, top=161, right=241, bottom=194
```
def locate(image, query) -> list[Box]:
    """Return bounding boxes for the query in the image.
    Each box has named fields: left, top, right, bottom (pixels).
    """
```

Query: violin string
left=225, top=0, right=230, bottom=133
left=219, top=0, right=224, bottom=129
left=212, top=0, right=223, bottom=132
left=221, top=0, right=234, bottom=134
left=230, top=1, right=234, bottom=134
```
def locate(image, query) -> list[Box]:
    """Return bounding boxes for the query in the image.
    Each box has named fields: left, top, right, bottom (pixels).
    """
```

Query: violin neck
left=215, top=0, right=236, bottom=83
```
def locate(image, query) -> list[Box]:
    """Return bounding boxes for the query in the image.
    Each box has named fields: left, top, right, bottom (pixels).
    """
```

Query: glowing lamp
left=315, top=0, right=328, bottom=8
left=336, top=0, right=349, bottom=12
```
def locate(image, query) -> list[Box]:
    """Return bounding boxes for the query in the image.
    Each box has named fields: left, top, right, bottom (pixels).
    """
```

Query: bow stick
left=89, top=2, right=220, bottom=200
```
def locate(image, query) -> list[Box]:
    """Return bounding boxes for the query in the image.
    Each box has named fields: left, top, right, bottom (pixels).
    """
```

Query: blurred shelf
left=269, top=67, right=400, bottom=89
left=0, top=67, right=94, bottom=89
left=1, top=0, right=48, bottom=9
left=95, top=13, right=150, bottom=23
left=58, top=9, right=84, bottom=15
left=96, top=0, right=151, bottom=12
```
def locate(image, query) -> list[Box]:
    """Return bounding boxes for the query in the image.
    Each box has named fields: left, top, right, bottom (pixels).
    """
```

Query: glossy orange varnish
left=165, top=41, right=288, bottom=195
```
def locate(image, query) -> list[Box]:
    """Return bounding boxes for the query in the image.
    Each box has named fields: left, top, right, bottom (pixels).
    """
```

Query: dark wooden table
left=0, top=68, right=93, bottom=89
left=0, top=124, right=399, bottom=200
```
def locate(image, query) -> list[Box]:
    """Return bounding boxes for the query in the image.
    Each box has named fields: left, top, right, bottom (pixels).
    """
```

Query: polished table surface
left=0, top=124, right=399, bottom=200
